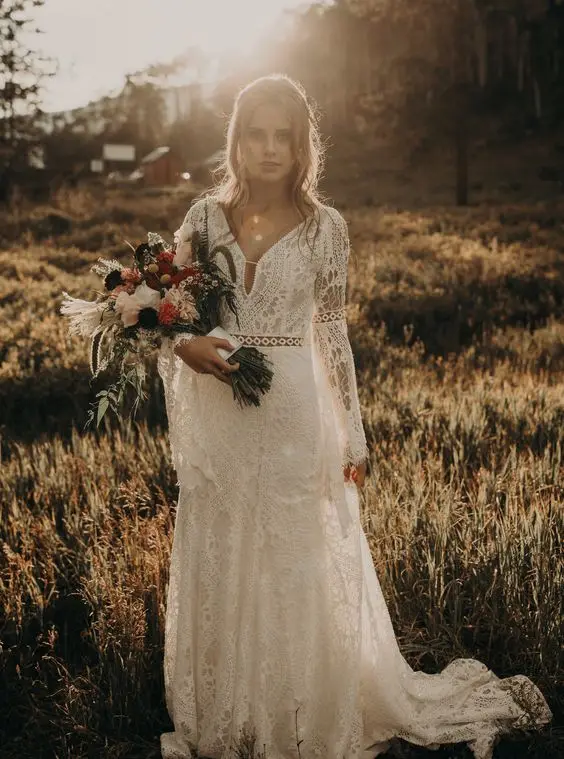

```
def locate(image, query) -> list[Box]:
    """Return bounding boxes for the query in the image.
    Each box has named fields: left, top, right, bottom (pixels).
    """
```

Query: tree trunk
left=455, top=103, right=469, bottom=206
left=476, top=14, right=488, bottom=88
left=454, top=3, right=471, bottom=206
left=533, top=76, right=542, bottom=119
left=518, top=32, right=526, bottom=92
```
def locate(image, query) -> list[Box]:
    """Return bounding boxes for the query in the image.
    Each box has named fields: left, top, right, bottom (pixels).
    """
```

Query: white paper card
left=207, top=326, right=243, bottom=360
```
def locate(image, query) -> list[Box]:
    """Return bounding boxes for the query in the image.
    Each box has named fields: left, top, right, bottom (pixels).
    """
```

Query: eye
left=276, top=131, right=291, bottom=142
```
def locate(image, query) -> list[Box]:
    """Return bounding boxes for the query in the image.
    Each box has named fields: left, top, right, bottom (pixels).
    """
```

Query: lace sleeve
left=161, top=197, right=209, bottom=359
left=157, top=196, right=209, bottom=435
left=312, top=207, right=368, bottom=468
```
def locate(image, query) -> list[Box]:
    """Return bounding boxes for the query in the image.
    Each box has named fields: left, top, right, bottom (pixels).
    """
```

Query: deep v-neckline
left=215, top=201, right=308, bottom=298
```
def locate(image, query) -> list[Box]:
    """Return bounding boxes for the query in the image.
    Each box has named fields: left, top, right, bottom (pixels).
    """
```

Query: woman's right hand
left=174, top=336, right=240, bottom=385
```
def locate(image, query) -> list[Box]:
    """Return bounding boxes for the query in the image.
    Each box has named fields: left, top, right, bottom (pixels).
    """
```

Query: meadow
left=0, top=184, right=562, bottom=758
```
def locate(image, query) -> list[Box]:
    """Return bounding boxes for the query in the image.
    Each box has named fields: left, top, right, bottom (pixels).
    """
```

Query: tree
left=341, top=0, right=478, bottom=204
left=101, top=78, right=167, bottom=158
left=345, top=0, right=561, bottom=205
left=0, top=0, right=54, bottom=199
left=166, top=106, right=224, bottom=167
left=42, top=116, right=100, bottom=178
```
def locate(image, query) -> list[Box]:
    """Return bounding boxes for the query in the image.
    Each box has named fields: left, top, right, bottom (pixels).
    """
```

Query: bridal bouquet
left=60, top=221, right=274, bottom=428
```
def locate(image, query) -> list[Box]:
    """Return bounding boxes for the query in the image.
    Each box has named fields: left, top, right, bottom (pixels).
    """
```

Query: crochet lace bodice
left=178, top=195, right=369, bottom=467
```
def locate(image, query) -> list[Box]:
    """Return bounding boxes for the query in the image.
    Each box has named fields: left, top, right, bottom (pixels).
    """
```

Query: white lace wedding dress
left=157, top=196, right=552, bottom=759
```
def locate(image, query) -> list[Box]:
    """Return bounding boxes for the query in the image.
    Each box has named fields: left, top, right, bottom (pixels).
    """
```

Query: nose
left=265, top=135, right=276, bottom=154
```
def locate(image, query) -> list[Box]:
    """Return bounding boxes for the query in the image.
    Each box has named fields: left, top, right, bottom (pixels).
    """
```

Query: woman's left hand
left=344, top=460, right=367, bottom=487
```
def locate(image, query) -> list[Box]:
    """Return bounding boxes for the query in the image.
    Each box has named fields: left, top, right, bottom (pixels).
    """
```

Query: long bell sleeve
left=160, top=197, right=209, bottom=360
left=157, top=197, right=209, bottom=425
left=312, top=207, right=369, bottom=468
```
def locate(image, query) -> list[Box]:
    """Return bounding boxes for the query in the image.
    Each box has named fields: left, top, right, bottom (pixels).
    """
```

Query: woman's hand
left=344, top=460, right=367, bottom=487
left=174, top=336, right=240, bottom=385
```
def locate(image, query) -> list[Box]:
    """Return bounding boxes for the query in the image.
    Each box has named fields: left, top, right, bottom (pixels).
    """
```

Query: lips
left=261, top=162, right=280, bottom=167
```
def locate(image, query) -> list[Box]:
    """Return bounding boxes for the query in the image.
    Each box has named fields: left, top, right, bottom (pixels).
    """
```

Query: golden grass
left=0, top=188, right=562, bottom=758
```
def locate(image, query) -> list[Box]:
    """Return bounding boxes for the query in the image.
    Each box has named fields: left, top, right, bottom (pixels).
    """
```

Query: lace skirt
left=156, top=339, right=553, bottom=759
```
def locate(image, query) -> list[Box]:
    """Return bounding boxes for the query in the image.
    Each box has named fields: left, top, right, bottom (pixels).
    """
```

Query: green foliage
left=85, top=365, right=148, bottom=431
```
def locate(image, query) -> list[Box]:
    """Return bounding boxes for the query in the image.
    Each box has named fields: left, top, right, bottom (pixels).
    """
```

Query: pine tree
left=0, top=0, right=54, bottom=199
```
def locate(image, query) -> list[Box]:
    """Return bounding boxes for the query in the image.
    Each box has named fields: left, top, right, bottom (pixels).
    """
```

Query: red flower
left=144, top=260, right=175, bottom=290
left=170, top=266, right=202, bottom=286
left=158, top=301, right=179, bottom=325
left=158, top=250, right=175, bottom=264
left=157, top=261, right=174, bottom=276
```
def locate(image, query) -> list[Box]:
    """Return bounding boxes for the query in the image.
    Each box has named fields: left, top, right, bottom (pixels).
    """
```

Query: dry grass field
left=0, top=184, right=562, bottom=758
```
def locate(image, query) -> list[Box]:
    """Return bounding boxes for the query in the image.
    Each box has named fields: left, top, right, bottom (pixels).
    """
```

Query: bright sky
left=34, top=0, right=312, bottom=113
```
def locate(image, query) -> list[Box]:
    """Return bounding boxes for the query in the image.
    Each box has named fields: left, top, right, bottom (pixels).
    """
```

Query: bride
left=156, top=74, right=552, bottom=759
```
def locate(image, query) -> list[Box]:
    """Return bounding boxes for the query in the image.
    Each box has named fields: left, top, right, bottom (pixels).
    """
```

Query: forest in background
left=2, top=0, right=564, bottom=206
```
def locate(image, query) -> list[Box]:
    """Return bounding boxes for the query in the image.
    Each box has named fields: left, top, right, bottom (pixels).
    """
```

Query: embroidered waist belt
left=229, top=333, right=305, bottom=347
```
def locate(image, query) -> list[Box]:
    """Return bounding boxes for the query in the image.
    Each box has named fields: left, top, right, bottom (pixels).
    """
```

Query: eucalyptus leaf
left=97, top=396, right=110, bottom=427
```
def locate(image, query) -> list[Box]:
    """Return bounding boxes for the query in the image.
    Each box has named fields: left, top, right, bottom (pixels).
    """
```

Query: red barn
left=139, top=146, right=182, bottom=186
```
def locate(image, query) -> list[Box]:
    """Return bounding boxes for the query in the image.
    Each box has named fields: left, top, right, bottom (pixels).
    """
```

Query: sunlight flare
left=34, top=0, right=312, bottom=111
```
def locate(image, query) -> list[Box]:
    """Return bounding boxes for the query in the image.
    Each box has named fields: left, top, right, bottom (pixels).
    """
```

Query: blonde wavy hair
left=206, top=73, right=327, bottom=253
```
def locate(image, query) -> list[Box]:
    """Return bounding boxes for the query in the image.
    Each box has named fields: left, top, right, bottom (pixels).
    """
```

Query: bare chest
left=234, top=212, right=302, bottom=262
left=227, top=208, right=305, bottom=297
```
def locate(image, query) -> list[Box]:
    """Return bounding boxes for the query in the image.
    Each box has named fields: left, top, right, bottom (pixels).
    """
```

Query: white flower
left=60, top=292, right=106, bottom=337
left=173, top=220, right=194, bottom=267
left=114, top=282, right=161, bottom=327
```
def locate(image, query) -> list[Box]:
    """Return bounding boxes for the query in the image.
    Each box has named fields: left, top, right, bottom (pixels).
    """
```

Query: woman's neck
left=247, top=179, right=292, bottom=210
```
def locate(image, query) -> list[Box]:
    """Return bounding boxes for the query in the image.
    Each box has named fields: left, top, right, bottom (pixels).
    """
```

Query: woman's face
left=238, top=102, right=296, bottom=186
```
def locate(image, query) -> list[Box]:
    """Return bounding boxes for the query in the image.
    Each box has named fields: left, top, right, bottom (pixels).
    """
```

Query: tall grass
left=0, top=189, right=562, bottom=758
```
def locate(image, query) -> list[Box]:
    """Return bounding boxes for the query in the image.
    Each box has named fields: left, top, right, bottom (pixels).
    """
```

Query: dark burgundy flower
left=104, top=270, right=123, bottom=290
left=138, top=307, right=159, bottom=328
left=144, top=273, right=162, bottom=291
left=135, top=243, right=151, bottom=266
